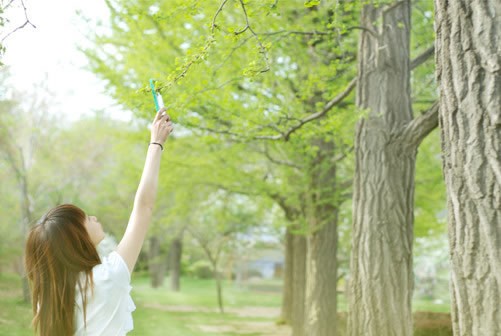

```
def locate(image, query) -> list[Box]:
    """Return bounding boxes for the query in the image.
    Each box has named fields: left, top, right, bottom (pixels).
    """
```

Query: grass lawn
left=129, top=276, right=286, bottom=336
left=0, top=273, right=33, bottom=336
left=0, top=272, right=450, bottom=336
left=0, top=273, right=288, bottom=336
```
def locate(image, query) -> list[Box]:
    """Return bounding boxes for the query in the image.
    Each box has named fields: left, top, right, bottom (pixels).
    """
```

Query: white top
left=74, top=251, right=136, bottom=336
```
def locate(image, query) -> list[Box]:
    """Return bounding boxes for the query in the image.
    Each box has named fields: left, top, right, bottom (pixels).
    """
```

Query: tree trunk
left=215, top=270, right=224, bottom=314
left=291, top=233, right=307, bottom=336
left=20, top=167, right=32, bottom=303
left=1, top=115, right=36, bottom=303
left=280, top=227, right=294, bottom=324
left=305, top=213, right=338, bottom=336
left=169, top=236, right=183, bottom=292
left=148, top=236, right=166, bottom=288
left=207, top=256, right=225, bottom=314
left=304, top=140, right=339, bottom=336
left=434, top=1, right=501, bottom=334
left=348, top=2, right=415, bottom=336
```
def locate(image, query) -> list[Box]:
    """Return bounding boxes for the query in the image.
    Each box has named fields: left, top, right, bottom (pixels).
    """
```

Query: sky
left=1, top=0, right=130, bottom=121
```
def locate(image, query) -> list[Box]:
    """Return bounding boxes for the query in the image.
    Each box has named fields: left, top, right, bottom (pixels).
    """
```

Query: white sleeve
left=93, top=251, right=131, bottom=289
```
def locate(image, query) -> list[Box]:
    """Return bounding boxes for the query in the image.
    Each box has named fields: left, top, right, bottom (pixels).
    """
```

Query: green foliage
left=81, top=0, right=444, bottom=258
left=84, top=1, right=361, bottom=242
left=84, top=0, right=357, bottom=139
left=1, top=1, right=445, bottom=306
left=304, top=1, right=321, bottom=8
left=0, top=73, right=67, bottom=262
left=414, top=129, right=446, bottom=237
left=187, top=260, right=214, bottom=279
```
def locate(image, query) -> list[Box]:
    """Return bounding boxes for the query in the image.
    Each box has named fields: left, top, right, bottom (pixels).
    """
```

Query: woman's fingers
left=165, top=121, right=174, bottom=133
left=158, top=112, right=170, bottom=123
left=154, top=107, right=167, bottom=122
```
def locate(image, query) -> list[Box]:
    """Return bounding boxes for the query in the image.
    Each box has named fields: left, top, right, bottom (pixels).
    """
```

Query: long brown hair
left=25, top=204, right=101, bottom=336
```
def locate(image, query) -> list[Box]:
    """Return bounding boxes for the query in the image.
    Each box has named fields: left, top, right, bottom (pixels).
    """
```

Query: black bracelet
left=150, top=142, right=164, bottom=151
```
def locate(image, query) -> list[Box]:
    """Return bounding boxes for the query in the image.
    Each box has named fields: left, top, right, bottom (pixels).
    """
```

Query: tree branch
left=252, top=143, right=303, bottom=170
left=401, top=101, right=439, bottom=148
left=185, top=123, right=243, bottom=140
left=200, top=181, right=301, bottom=223
left=259, top=29, right=333, bottom=37
left=212, top=35, right=254, bottom=75
left=255, top=77, right=357, bottom=141
left=333, top=145, right=354, bottom=162
left=195, top=31, right=434, bottom=142
left=202, top=182, right=262, bottom=197
left=188, top=227, right=217, bottom=265
left=2, top=0, right=16, bottom=10
left=253, top=45, right=434, bottom=141
left=410, top=45, right=435, bottom=70
left=269, top=192, right=300, bottom=222
left=236, top=0, right=270, bottom=73
left=345, top=26, right=379, bottom=38
left=194, top=77, right=244, bottom=94
left=1, top=0, right=36, bottom=43
left=211, top=0, right=229, bottom=33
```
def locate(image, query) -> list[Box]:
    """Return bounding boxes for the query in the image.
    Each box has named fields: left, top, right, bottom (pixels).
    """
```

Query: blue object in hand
left=149, top=79, right=164, bottom=111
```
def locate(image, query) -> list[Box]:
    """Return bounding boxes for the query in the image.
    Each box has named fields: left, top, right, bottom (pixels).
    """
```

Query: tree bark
left=305, top=211, right=338, bottom=336
left=280, top=227, right=294, bottom=324
left=169, top=236, right=183, bottom=292
left=348, top=2, right=416, bottom=335
left=291, top=233, right=307, bottom=336
left=148, top=236, right=166, bottom=288
left=304, top=140, right=339, bottom=336
left=434, top=0, right=501, bottom=334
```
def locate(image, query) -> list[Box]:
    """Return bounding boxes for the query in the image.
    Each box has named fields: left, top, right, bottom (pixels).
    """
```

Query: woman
left=25, top=108, right=173, bottom=336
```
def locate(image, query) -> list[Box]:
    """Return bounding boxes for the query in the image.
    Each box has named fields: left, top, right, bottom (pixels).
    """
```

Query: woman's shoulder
left=92, top=251, right=131, bottom=287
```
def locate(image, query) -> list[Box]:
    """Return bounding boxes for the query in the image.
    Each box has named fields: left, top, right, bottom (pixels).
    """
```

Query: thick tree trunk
left=148, top=236, right=166, bottom=288
left=291, top=233, right=307, bottom=336
left=305, top=213, right=338, bottom=336
left=434, top=1, right=501, bottom=335
left=169, top=236, right=183, bottom=292
left=304, top=140, right=339, bottom=336
left=280, top=227, right=294, bottom=324
left=348, top=2, right=415, bottom=336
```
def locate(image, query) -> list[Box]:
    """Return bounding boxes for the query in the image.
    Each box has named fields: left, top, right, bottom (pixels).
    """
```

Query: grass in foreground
left=0, top=272, right=450, bottom=336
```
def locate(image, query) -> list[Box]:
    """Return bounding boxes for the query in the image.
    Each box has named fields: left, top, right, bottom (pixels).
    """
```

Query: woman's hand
left=150, top=107, right=174, bottom=145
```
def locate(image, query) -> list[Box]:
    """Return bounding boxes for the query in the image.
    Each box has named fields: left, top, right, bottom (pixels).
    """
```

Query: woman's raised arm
left=116, top=108, right=173, bottom=273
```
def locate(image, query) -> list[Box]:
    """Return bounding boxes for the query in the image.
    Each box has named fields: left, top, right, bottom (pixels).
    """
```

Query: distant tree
left=0, top=72, right=55, bottom=302
left=188, top=190, right=264, bottom=313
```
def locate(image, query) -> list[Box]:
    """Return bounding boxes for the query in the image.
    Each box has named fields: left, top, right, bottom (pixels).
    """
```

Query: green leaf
left=304, top=0, right=321, bottom=8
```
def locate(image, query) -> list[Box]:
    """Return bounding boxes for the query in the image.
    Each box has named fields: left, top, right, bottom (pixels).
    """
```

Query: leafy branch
left=250, top=44, right=435, bottom=141
left=235, top=0, right=270, bottom=74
